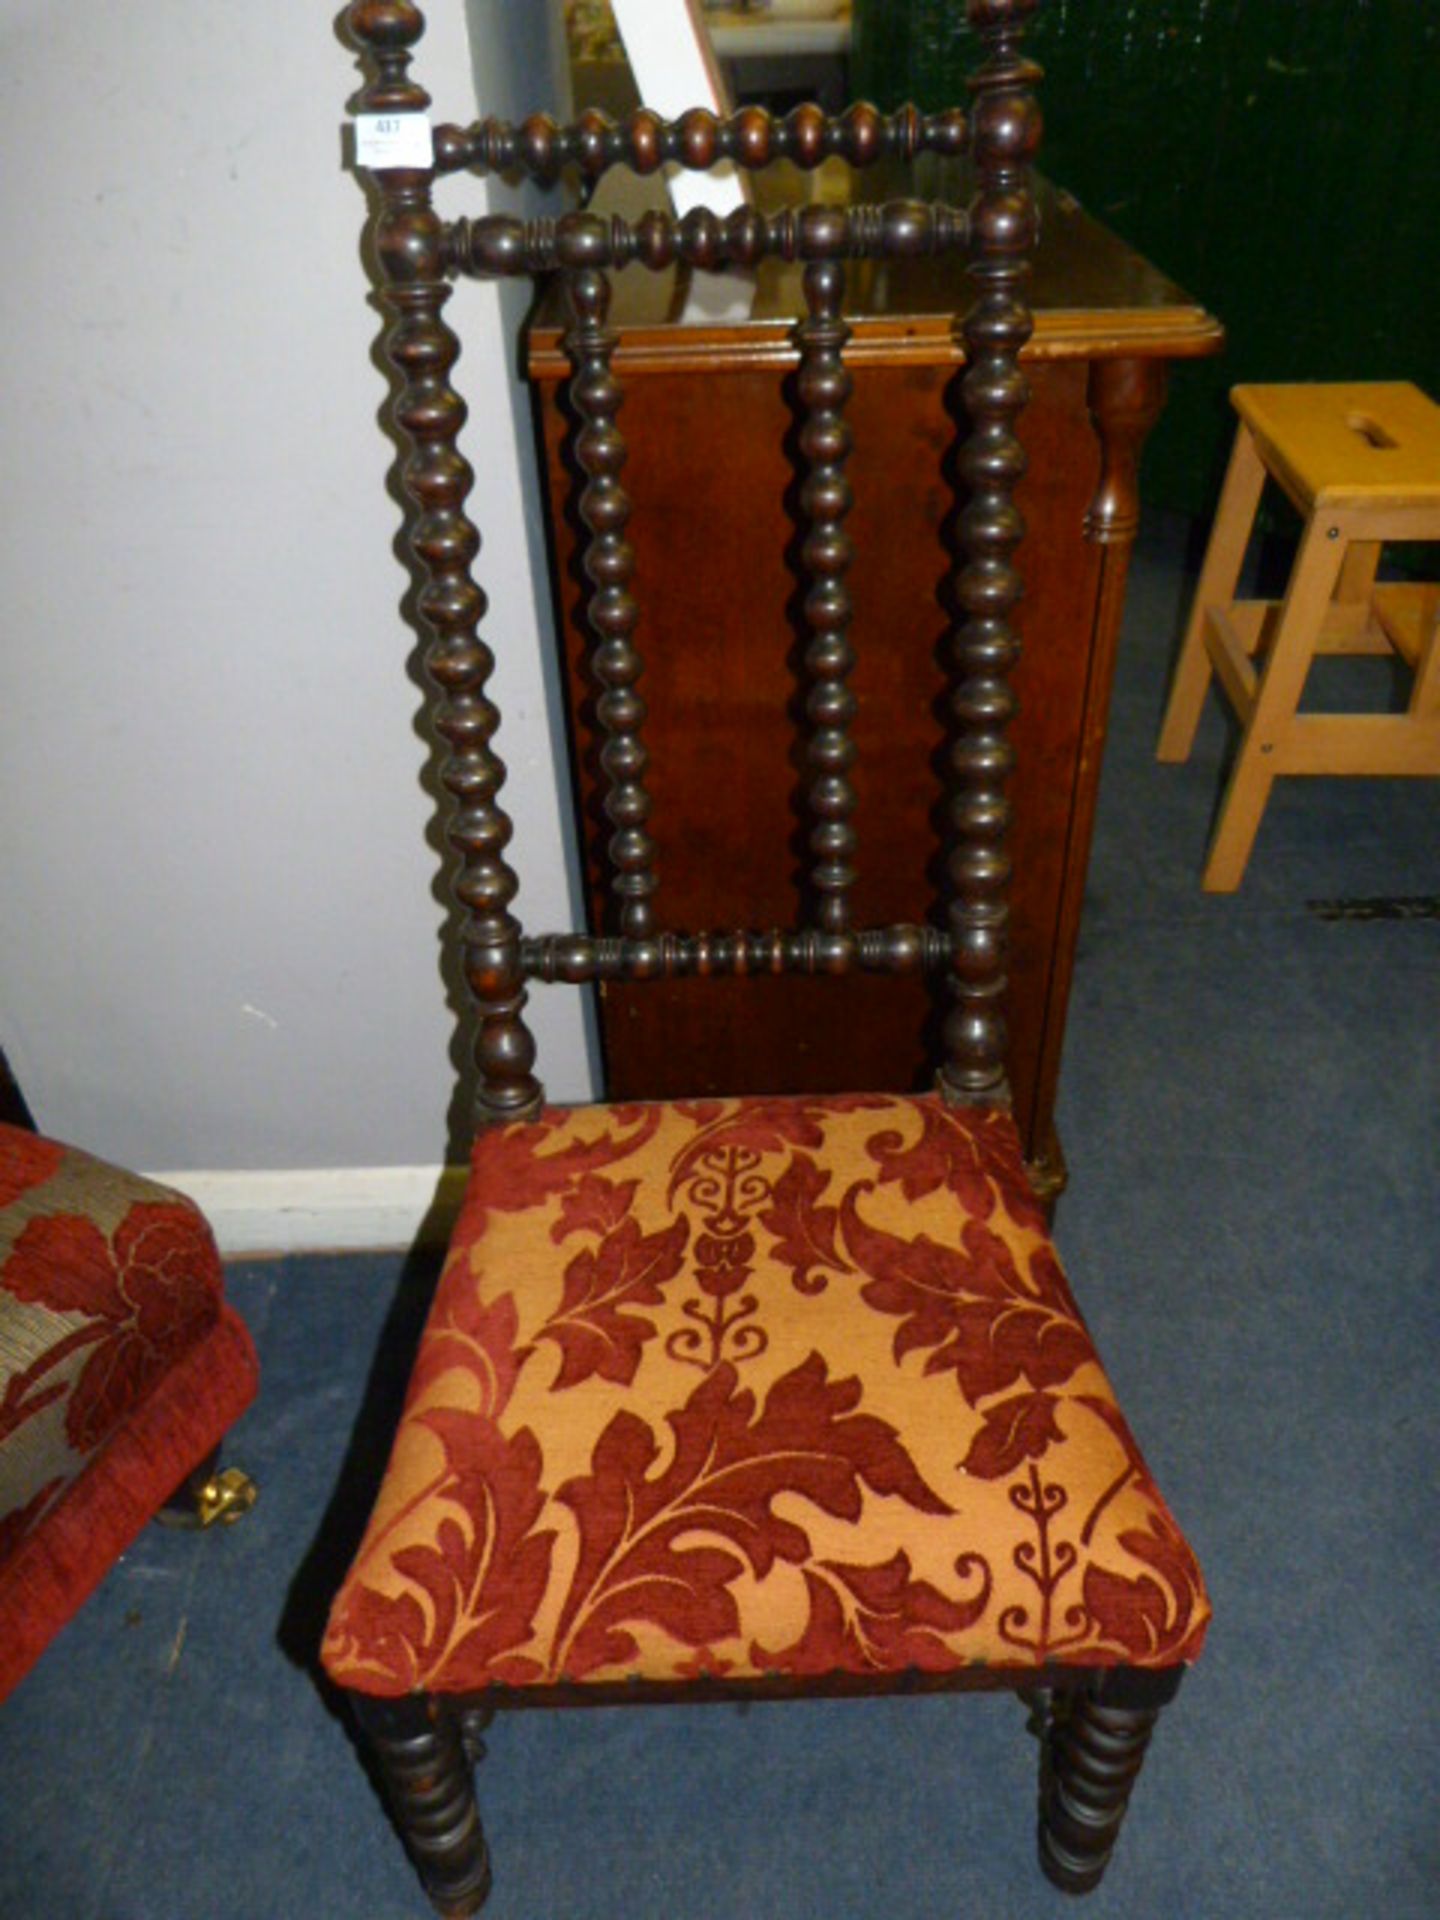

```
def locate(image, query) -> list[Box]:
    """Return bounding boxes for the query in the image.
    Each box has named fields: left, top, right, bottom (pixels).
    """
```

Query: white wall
left=0, top=0, right=594, bottom=1188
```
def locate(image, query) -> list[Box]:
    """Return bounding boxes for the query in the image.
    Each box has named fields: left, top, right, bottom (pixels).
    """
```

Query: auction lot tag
left=355, top=114, right=434, bottom=169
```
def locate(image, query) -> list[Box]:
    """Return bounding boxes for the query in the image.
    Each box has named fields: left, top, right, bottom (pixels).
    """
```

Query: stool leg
left=1201, top=513, right=1347, bottom=892
left=1157, top=422, right=1266, bottom=763
left=1409, top=599, right=1440, bottom=723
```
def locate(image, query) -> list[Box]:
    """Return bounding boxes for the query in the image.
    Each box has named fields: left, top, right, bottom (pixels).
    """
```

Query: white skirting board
left=148, top=1165, right=469, bottom=1258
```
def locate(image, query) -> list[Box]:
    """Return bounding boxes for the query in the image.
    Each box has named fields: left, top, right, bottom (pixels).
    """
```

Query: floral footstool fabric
left=324, top=1095, right=1208, bottom=1696
left=0, top=1124, right=258, bottom=1698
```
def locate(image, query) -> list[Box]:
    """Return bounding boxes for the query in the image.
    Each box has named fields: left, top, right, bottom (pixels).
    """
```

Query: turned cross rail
left=349, top=0, right=1040, bottom=1124
left=445, top=201, right=970, bottom=278
left=522, top=925, right=955, bottom=983
left=431, top=101, right=970, bottom=180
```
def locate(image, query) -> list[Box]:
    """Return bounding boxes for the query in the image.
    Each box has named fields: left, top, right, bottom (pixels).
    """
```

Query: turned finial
left=965, top=0, right=1043, bottom=183
left=966, top=0, right=1040, bottom=33
left=348, top=0, right=430, bottom=114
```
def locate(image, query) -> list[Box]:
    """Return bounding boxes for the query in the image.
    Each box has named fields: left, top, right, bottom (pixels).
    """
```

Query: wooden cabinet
left=526, top=168, right=1221, bottom=1196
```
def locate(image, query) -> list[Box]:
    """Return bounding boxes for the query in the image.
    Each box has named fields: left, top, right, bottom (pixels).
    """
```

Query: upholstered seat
left=324, top=1095, right=1207, bottom=1695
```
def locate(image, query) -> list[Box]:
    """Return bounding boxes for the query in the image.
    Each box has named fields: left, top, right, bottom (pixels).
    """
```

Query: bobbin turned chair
left=328, top=4, right=1209, bottom=1911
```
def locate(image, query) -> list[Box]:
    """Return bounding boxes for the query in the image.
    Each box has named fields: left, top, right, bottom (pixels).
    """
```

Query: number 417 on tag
left=355, top=114, right=434, bottom=169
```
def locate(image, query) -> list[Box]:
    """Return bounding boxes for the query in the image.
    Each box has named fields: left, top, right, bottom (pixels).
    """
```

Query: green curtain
left=853, top=0, right=1440, bottom=519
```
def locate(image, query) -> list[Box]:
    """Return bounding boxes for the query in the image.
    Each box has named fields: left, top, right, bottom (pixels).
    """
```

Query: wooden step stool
left=1157, top=381, right=1440, bottom=891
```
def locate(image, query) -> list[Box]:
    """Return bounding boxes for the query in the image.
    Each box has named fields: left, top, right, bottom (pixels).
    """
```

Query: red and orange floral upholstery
left=0, top=1123, right=258, bottom=1699
left=324, top=1095, right=1207, bottom=1696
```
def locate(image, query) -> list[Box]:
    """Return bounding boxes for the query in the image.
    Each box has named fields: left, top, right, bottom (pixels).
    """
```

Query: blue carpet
left=3, top=517, right=1437, bottom=1918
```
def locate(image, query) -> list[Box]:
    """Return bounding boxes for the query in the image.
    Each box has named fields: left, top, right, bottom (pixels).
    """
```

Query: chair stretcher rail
left=521, top=925, right=953, bottom=982
left=432, top=102, right=968, bottom=181
left=445, top=202, right=970, bottom=280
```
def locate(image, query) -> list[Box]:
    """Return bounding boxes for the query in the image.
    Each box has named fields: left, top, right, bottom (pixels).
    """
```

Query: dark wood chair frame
left=342, top=3, right=1186, bottom=1912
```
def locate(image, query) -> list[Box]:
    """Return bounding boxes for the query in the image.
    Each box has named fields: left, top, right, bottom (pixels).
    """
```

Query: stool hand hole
left=1346, top=412, right=1399, bottom=451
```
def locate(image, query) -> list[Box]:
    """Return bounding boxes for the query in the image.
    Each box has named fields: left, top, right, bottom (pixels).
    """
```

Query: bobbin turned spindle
left=350, top=0, right=542, bottom=1124
left=939, top=0, right=1041, bottom=1106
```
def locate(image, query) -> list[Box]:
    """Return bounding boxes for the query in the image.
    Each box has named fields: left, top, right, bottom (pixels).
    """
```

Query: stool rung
left=1203, top=606, right=1259, bottom=721
left=1278, top=714, right=1440, bottom=777
left=1224, top=598, right=1392, bottom=661
left=1372, top=583, right=1440, bottom=669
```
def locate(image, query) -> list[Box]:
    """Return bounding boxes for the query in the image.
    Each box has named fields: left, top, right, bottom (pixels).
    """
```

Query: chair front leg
left=351, top=1691, right=493, bottom=1917
left=1038, top=1668, right=1183, bottom=1895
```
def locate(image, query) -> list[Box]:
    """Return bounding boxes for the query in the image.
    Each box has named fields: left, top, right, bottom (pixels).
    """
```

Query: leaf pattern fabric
left=5, top=1205, right=217, bottom=1452
left=0, top=1125, right=223, bottom=1551
left=0, top=1134, right=63, bottom=1212
left=324, top=1095, right=1209, bottom=1695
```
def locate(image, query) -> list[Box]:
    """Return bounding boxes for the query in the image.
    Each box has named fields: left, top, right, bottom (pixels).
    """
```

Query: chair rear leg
left=352, top=1692, right=493, bottom=1917
left=1038, top=1670, right=1181, bottom=1894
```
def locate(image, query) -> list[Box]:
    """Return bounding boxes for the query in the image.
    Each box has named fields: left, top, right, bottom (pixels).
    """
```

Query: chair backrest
left=346, top=0, right=1042, bottom=1133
